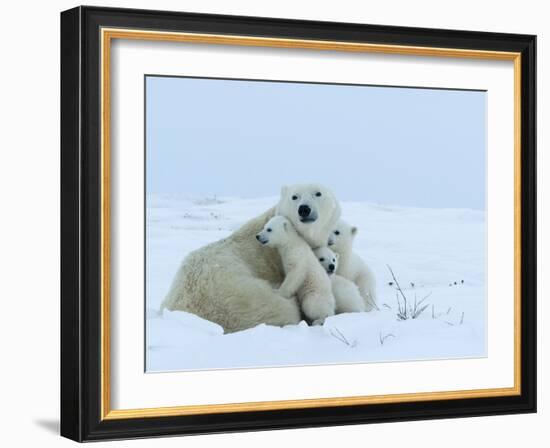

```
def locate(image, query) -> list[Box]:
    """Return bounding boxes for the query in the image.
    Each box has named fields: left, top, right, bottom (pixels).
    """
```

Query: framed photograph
left=60, top=6, right=536, bottom=442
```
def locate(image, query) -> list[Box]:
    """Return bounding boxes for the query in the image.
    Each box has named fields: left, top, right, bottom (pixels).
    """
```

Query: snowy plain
left=146, top=194, right=486, bottom=372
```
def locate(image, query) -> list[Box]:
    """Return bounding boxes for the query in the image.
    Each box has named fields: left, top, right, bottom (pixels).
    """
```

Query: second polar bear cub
left=314, top=247, right=365, bottom=314
left=256, top=215, right=335, bottom=325
left=329, top=220, right=378, bottom=311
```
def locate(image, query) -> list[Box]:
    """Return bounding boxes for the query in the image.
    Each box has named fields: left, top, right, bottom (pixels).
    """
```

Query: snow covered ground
left=146, top=194, right=486, bottom=372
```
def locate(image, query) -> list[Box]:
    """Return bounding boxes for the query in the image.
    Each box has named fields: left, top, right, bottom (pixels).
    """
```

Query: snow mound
left=146, top=194, right=486, bottom=372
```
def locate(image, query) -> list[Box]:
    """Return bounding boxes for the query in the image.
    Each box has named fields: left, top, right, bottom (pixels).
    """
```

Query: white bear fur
left=276, top=184, right=341, bottom=249
left=313, top=246, right=365, bottom=314
left=328, top=220, right=378, bottom=311
left=257, top=216, right=335, bottom=324
left=161, top=183, right=341, bottom=333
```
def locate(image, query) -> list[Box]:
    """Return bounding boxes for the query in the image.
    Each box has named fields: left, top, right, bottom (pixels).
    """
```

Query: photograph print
left=145, top=75, right=487, bottom=372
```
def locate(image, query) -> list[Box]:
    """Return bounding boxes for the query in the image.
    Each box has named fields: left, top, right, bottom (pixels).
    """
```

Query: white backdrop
left=0, top=0, right=546, bottom=447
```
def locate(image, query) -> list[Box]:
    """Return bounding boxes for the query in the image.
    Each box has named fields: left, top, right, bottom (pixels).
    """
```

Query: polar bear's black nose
left=328, top=264, right=335, bottom=272
left=298, top=205, right=311, bottom=217
left=255, top=235, right=261, bottom=240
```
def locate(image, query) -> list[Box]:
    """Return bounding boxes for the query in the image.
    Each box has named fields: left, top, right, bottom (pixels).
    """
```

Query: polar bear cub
left=328, top=220, right=378, bottom=311
left=256, top=216, right=335, bottom=325
left=313, top=247, right=365, bottom=314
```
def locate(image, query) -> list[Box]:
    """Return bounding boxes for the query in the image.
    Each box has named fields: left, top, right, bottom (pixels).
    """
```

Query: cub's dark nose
left=328, top=264, right=335, bottom=272
left=298, top=205, right=311, bottom=217
left=255, top=235, right=260, bottom=240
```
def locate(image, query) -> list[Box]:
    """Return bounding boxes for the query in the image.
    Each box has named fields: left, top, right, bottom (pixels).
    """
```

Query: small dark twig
left=387, top=265, right=408, bottom=311
left=412, top=304, right=430, bottom=319
left=388, top=265, right=432, bottom=320
left=411, top=291, right=432, bottom=319
left=396, top=291, right=407, bottom=320
left=379, top=332, right=396, bottom=346
left=330, top=327, right=356, bottom=347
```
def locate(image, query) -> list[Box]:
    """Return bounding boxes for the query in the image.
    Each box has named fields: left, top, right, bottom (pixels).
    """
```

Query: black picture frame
left=61, top=5, right=536, bottom=442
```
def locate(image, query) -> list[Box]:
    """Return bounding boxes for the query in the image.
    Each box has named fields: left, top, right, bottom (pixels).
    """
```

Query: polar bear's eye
left=267, top=228, right=272, bottom=232
left=319, top=258, right=325, bottom=262
left=291, top=195, right=298, bottom=200
left=334, top=230, right=340, bottom=235
left=315, top=192, right=322, bottom=197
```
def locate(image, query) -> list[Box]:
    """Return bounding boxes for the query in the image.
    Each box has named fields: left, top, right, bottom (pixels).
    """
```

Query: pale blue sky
left=146, top=76, right=486, bottom=209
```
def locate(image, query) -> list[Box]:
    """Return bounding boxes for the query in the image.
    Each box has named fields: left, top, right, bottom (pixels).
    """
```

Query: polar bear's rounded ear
left=281, top=185, right=289, bottom=197
left=351, top=226, right=358, bottom=236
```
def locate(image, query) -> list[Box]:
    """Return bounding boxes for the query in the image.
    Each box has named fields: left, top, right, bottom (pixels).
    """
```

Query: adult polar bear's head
left=276, top=183, right=341, bottom=249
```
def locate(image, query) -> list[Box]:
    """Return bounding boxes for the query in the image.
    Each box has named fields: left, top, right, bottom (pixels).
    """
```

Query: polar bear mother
left=161, top=183, right=341, bottom=333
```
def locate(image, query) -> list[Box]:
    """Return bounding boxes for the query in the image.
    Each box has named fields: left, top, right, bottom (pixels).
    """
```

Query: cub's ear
left=281, top=185, right=289, bottom=196
left=351, top=226, right=358, bottom=236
